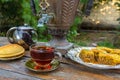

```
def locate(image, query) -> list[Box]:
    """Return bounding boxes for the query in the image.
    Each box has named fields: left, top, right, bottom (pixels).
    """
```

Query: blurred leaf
left=0, top=0, right=23, bottom=33
left=67, top=16, right=83, bottom=42
left=97, top=41, right=115, bottom=48
left=80, top=0, right=88, bottom=3
left=117, top=18, right=120, bottom=21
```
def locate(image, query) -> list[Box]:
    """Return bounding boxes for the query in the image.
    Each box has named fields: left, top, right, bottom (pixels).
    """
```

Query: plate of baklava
left=67, top=47, right=120, bottom=69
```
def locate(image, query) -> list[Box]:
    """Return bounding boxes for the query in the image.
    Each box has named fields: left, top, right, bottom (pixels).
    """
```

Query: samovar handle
left=6, top=27, right=17, bottom=43
left=30, top=0, right=37, bottom=16
left=84, top=0, right=94, bottom=16
left=77, top=0, right=94, bottom=17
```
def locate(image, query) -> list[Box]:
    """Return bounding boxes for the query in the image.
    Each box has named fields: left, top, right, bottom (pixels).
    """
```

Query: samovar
left=30, top=0, right=93, bottom=50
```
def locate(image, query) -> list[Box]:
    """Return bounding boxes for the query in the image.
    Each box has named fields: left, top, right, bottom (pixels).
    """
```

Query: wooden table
left=1, top=37, right=120, bottom=80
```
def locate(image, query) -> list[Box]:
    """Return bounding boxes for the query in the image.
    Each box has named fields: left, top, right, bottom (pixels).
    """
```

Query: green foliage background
left=0, top=0, right=23, bottom=34
left=0, top=0, right=50, bottom=41
left=21, top=0, right=50, bottom=41
left=1, top=0, right=119, bottom=47
left=0, top=0, right=88, bottom=42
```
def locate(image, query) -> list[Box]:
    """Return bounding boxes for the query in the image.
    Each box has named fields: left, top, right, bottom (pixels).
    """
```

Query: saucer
left=25, top=59, right=60, bottom=72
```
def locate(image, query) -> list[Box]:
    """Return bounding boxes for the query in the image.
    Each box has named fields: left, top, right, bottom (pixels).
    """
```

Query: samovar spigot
left=37, top=0, right=54, bottom=27
left=37, top=13, right=53, bottom=27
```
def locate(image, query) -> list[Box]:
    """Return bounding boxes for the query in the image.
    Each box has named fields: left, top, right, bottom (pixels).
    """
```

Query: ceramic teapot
left=6, top=24, right=38, bottom=49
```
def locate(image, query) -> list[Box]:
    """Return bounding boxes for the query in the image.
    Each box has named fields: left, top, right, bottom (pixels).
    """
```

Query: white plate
left=67, top=47, right=120, bottom=69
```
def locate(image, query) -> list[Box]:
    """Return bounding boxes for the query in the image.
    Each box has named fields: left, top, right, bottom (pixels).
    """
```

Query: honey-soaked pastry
left=79, top=47, right=120, bottom=65
left=0, top=44, right=25, bottom=58
left=80, top=49, right=95, bottom=63
left=110, top=49, right=120, bottom=56
left=98, top=53, right=120, bottom=65
left=96, top=47, right=112, bottom=53
left=91, top=48, right=107, bottom=62
left=91, top=48, right=107, bottom=54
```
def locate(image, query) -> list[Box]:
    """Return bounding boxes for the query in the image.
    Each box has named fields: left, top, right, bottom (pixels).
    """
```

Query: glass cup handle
left=54, top=51, right=62, bottom=61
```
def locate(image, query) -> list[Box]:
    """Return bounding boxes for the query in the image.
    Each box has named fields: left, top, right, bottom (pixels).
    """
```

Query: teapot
left=6, top=24, right=38, bottom=49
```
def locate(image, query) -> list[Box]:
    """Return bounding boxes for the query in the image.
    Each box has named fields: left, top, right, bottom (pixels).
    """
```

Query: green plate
left=25, top=59, right=60, bottom=72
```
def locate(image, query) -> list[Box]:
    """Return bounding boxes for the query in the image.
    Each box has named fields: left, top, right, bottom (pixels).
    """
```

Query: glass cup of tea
left=30, top=43, right=62, bottom=70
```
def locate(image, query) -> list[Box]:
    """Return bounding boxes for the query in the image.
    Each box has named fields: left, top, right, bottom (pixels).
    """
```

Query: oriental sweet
left=79, top=47, right=120, bottom=65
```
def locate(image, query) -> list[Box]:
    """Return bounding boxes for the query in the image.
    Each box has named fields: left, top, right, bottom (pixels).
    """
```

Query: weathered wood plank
left=0, top=68, right=42, bottom=80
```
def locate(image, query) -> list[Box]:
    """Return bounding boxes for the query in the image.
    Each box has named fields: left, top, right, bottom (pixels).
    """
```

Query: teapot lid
left=17, top=24, right=34, bottom=30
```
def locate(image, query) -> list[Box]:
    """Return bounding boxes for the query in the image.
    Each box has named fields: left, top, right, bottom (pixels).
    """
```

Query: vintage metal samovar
left=30, top=0, right=93, bottom=50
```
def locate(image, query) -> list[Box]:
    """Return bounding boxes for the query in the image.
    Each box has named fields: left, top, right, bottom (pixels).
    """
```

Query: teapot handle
left=6, top=27, right=17, bottom=43
left=31, top=30, right=38, bottom=42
